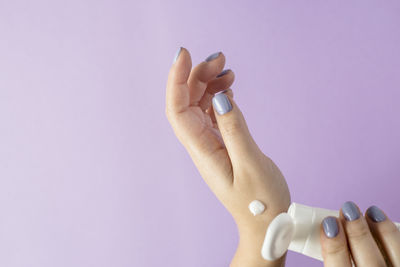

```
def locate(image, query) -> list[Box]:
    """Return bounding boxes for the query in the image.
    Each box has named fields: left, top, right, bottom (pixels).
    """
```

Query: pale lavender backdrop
left=1, top=0, right=399, bottom=266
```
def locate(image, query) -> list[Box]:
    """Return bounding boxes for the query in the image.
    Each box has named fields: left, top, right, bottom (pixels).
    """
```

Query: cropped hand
left=321, top=202, right=400, bottom=267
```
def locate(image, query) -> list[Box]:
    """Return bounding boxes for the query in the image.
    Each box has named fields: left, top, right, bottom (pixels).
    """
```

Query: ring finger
left=366, top=205, right=400, bottom=266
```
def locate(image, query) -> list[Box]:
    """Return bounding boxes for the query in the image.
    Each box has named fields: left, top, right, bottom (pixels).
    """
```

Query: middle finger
left=341, top=201, right=386, bottom=266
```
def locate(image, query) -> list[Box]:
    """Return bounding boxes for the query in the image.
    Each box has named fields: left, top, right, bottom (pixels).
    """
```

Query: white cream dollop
left=248, top=200, right=266, bottom=216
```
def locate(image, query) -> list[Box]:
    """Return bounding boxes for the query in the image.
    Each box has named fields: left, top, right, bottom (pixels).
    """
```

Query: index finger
left=166, top=47, right=192, bottom=115
left=320, top=216, right=352, bottom=267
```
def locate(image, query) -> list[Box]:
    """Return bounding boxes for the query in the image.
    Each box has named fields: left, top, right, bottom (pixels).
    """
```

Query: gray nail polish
left=367, top=205, right=386, bottom=222
left=205, top=52, right=221, bottom=62
left=323, top=217, right=339, bottom=238
left=173, top=47, right=182, bottom=63
left=216, top=69, right=230, bottom=78
left=212, top=93, right=232, bottom=115
left=342, top=201, right=360, bottom=221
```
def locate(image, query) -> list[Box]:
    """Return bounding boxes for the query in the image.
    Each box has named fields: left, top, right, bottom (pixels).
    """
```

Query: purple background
left=1, top=1, right=399, bottom=266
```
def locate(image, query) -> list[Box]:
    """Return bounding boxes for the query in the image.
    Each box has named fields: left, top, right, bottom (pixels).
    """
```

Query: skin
left=166, top=48, right=290, bottom=267
left=166, top=47, right=400, bottom=266
left=320, top=203, right=400, bottom=266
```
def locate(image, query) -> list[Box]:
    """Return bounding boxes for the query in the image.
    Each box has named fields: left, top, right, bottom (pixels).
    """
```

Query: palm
left=177, top=87, right=233, bottom=180
left=166, top=50, right=235, bottom=187
left=183, top=101, right=223, bottom=147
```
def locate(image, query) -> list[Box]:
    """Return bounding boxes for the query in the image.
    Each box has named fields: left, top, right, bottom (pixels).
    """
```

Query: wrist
left=230, top=203, right=290, bottom=267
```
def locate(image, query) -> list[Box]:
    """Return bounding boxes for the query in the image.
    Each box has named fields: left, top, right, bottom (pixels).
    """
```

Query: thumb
left=212, top=92, right=261, bottom=166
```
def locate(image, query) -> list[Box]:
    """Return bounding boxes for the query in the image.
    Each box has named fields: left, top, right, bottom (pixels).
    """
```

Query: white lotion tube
left=262, top=202, right=400, bottom=261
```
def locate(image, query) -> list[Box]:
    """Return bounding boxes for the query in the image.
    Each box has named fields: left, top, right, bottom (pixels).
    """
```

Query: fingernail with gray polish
left=173, top=47, right=182, bottom=63
left=216, top=69, right=230, bottom=78
left=367, top=205, right=386, bottom=223
left=323, top=217, right=339, bottom=238
left=205, top=52, right=221, bottom=62
left=212, top=93, right=232, bottom=115
left=342, top=201, right=360, bottom=221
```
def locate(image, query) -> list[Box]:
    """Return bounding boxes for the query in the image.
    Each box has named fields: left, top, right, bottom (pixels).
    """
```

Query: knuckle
left=378, top=223, right=400, bottom=236
left=323, top=241, right=348, bottom=257
left=346, top=223, right=371, bottom=241
left=222, top=119, right=242, bottom=137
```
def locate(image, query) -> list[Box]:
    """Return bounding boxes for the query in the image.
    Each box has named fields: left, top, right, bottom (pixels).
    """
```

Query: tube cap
left=261, top=213, right=294, bottom=261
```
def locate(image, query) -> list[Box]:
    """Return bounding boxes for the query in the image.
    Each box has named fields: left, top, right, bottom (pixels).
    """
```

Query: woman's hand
left=166, top=47, right=290, bottom=267
left=321, top=201, right=400, bottom=266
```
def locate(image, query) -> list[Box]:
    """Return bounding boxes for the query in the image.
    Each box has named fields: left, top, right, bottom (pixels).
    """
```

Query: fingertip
left=341, top=201, right=361, bottom=222
left=216, top=68, right=234, bottom=79
left=364, top=206, right=400, bottom=266
left=365, top=205, right=387, bottom=223
left=212, top=91, right=240, bottom=116
left=169, top=47, right=192, bottom=85
left=321, top=216, right=348, bottom=244
left=212, top=93, right=232, bottom=116
left=204, top=51, right=226, bottom=72
left=205, top=51, right=224, bottom=62
left=206, top=70, right=235, bottom=95
left=320, top=217, right=352, bottom=266
left=322, top=217, right=340, bottom=239
left=172, top=47, right=182, bottom=64
left=216, top=69, right=231, bottom=78
left=166, top=47, right=193, bottom=115
left=364, top=205, right=398, bottom=236
left=172, top=47, right=190, bottom=63
left=172, top=47, right=191, bottom=66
